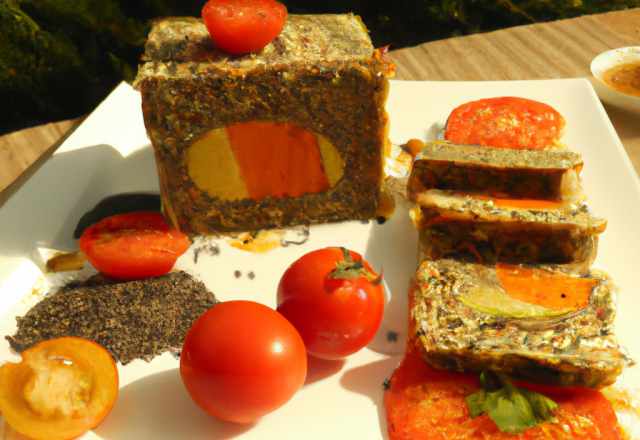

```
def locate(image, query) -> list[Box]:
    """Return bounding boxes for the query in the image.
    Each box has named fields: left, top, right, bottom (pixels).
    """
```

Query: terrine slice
left=409, top=259, right=632, bottom=389
left=408, top=142, right=585, bottom=202
left=411, top=190, right=606, bottom=266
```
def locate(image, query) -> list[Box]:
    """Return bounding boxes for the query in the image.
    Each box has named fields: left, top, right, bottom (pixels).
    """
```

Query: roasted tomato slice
left=0, top=337, right=119, bottom=440
left=202, top=0, right=287, bottom=54
left=444, top=97, right=566, bottom=150
left=384, top=347, right=624, bottom=440
left=276, top=247, right=385, bottom=360
left=78, top=211, right=190, bottom=280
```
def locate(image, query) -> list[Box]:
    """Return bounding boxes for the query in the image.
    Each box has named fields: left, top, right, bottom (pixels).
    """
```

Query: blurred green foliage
left=1, top=0, right=639, bottom=135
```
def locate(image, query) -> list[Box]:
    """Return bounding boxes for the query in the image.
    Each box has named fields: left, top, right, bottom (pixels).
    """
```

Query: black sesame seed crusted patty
left=6, top=271, right=218, bottom=365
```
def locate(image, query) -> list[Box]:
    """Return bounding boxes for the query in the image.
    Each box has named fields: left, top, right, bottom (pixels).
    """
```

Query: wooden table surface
left=2, top=8, right=639, bottom=204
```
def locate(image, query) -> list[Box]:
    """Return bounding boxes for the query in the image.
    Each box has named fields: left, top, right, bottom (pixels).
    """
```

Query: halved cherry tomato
left=202, top=0, right=287, bottom=54
left=78, top=211, right=190, bottom=280
left=0, top=337, right=119, bottom=440
left=276, top=247, right=385, bottom=360
left=444, top=97, right=566, bottom=150
left=180, top=300, right=307, bottom=423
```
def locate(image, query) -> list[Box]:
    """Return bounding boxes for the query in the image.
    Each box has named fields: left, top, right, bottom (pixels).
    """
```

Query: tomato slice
left=444, top=97, right=566, bottom=150
left=384, top=347, right=624, bottom=440
left=0, top=337, right=119, bottom=440
left=78, top=211, right=190, bottom=280
left=202, top=0, right=287, bottom=54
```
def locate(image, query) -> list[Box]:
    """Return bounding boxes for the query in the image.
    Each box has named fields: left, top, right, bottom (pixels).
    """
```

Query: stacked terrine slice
left=406, top=142, right=632, bottom=389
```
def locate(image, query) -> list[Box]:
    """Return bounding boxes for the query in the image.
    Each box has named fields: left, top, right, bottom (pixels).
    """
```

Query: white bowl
left=589, top=46, right=640, bottom=115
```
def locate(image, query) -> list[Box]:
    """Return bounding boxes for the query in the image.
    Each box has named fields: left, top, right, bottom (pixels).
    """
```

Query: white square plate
left=0, top=78, right=639, bottom=439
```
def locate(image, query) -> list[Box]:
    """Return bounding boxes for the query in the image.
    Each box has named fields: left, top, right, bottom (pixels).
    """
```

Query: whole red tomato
left=202, top=0, right=287, bottom=54
left=180, top=301, right=307, bottom=423
left=78, top=211, right=190, bottom=280
left=276, top=247, right=385, bottom=360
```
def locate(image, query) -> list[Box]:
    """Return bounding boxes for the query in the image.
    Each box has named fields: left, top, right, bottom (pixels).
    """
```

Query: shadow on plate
left=94, top=368, right=256, bottom=440
left=363, top=200, right=418, bottom=355
left=0, top=143, right=159, bottom=257
left=339, top=355, right=402, bottom=440
left=304, top=353, right=346, bottom=386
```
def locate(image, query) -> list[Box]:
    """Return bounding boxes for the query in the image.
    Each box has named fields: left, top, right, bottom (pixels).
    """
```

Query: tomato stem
left=330, top=248, right=382, bottom=285
left=339, top=247, right=351, bottom=263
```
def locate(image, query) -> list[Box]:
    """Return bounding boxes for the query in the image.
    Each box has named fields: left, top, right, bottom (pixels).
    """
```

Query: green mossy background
left=1, top=0, right=638, bottom=135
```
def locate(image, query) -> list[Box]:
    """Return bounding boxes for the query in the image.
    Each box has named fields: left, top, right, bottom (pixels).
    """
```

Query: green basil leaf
left=465, top=372, right=558, bottom=434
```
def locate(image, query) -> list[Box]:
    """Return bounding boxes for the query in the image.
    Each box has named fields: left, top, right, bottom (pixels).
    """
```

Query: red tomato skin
left=180, top=301, right=307, bottom=423
left=276, top=248, right=385, bottom=360
left=444, top=96, right=566, bottom=150
left=78, top=212, right=190, bottom=280
left=202, top=0, right=287, bottom=54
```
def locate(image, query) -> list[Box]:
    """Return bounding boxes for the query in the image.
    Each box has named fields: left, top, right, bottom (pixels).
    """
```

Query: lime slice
left=459, top=284, right=573, bottom=318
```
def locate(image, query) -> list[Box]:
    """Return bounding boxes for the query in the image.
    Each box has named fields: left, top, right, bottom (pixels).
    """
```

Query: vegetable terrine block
left=134, top=15, right=395, bottom=235
left=409, top=259, right=632, bottom=389
left=411, top=190, right=606, bottom=267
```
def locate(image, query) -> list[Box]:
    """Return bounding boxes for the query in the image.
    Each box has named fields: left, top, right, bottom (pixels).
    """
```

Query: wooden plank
left=0, top=117, right=85, bottom=208
left=390, top=9, right=640, bottom=81
left=0, top=118, right=83, bottom=190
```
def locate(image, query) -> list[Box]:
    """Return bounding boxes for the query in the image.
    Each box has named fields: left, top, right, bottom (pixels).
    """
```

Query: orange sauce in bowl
left=602, top=63, right=640, bottom=99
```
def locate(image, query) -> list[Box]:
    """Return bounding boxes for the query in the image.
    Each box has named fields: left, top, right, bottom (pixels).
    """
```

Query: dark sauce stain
left=376, top=216, right=387, bottom=225
left=387, top=331, right=398, bottom=342
left=193, top=240, right=220, bottom=264
left=234, top=270, right=242, bottom=278
left=281, top=226, right=310, bottom=246
left=248, top=271, right=255, bottom=280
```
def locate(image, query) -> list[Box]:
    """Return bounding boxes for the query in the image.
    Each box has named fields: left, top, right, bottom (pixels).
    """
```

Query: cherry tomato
left=202, top=0, right=287, bottom=54
left=78, top=211, right=190, bottom=280
left=276, top=247, right=385, bottom=360
left=180, top=301, right=307, bottom=423
left=0, top=337, right=119, bottom=440
left=444, top=97, right=566, bottom=150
